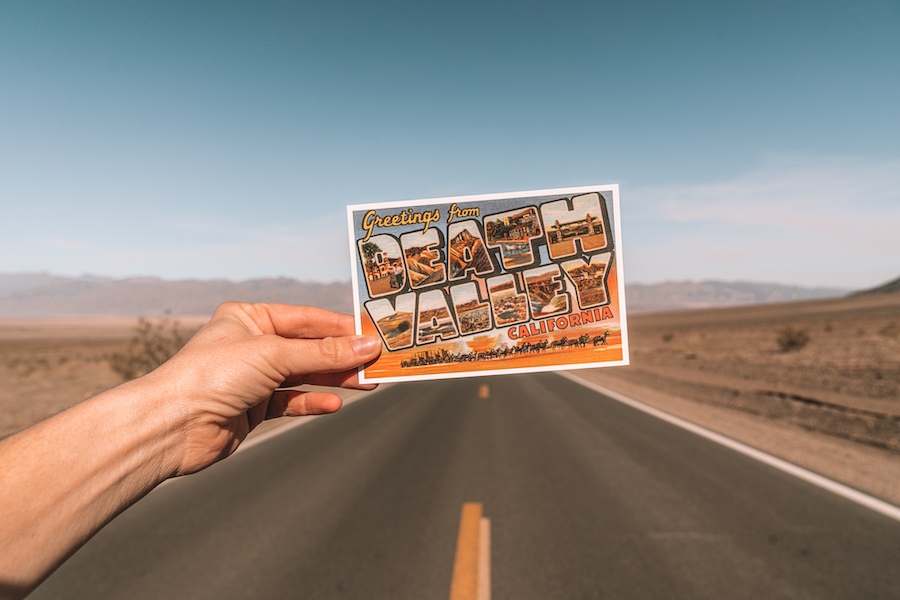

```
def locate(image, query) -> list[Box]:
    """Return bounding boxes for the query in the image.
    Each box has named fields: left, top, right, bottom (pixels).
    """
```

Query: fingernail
left=351, top=335, right=382, bottom=355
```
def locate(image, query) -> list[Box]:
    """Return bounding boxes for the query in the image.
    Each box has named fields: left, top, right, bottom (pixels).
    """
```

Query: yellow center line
left=478, top=384, right=490, bottom=399
left=449, top=502, right=487, bottom=600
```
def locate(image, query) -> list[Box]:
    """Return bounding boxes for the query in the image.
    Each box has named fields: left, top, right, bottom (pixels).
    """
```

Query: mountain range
left=0, top=274, right=353, bottom=318
left=623, top=280, right=853, bottom=313
left=0, top=272, right=882, bottom=318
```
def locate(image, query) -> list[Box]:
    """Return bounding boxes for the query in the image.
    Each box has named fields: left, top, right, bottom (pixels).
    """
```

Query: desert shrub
left=661, top=332, right=674, bottom=342
left=109, top=314, right=188, bottom=381
left=776, top=327, right=810, bottom=352
left=879, top=322, right=899, bottom=339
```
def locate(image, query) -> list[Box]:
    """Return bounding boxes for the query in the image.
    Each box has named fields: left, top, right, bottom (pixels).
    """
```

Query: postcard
left=347, top=185, right=628, bottom=383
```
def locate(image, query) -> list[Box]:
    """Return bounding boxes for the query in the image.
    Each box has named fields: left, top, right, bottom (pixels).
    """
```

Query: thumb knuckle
left=317, top=336, right=349, bottom=363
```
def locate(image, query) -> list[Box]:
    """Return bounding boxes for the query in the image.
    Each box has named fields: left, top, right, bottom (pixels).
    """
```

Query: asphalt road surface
left=33, top=373, right=900, bottom=599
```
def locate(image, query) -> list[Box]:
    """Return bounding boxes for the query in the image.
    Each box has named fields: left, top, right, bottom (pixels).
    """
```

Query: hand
left=143, top=302, right=382, bottom=476
left=0, top=302, right=382, bottom=596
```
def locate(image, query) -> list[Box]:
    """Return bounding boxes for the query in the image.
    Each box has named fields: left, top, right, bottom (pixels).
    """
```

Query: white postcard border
left=346, top=184, right=628, bottom=384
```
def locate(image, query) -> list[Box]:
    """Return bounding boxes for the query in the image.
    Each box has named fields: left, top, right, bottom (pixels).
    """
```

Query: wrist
left=114, top=370, right=192, bottom=482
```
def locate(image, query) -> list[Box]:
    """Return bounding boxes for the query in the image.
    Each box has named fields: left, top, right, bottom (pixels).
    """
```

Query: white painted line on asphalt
left=478, top=517, right=492, bottom=600
left=560, top=372, right=900, bottom=523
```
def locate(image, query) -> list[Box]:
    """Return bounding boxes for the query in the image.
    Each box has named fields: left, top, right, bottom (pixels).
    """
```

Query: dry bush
left=879, top=322, right=899, bottom=339
left=109, top=314, right=188, bottom=381
left=776, top=326, right=810, bottom=352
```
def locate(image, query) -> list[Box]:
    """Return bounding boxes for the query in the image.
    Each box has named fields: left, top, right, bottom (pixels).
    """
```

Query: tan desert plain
left=1, top=282, right=898, bottom=505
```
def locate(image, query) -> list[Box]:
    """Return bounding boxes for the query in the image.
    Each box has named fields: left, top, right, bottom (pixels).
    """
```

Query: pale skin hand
left=0, top=303, right=382, bottom=599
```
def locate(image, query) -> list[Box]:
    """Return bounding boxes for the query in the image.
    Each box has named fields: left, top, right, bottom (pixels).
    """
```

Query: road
left=33, top=373, right=900, bottom=599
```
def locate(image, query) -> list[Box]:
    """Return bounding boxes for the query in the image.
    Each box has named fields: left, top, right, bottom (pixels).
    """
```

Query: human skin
left=0, top=303, right=382, bottom=599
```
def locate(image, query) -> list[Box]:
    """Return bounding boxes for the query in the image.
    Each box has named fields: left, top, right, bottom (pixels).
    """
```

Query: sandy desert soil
left=1, top=294, right=898, bottom=504
left=0, top=317, right=207, bottom=440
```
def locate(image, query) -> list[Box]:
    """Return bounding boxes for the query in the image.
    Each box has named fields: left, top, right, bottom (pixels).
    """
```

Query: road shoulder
left=569, top=369, right=900, bottom=507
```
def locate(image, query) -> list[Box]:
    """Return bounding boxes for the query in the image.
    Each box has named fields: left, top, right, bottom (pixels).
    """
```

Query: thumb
left=275, top=334, right=382, bottom=376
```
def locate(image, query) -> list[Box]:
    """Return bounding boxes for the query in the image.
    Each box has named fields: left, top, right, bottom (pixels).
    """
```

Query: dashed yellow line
left=478, top=384, right=490, bottom=399
left=449, top=503, right=491, bottom=600
left=449, top=503, right=481, bottom=600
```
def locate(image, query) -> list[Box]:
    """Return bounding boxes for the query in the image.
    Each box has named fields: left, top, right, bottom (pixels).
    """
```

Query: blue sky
left=1, top=1, right=898, bottom=288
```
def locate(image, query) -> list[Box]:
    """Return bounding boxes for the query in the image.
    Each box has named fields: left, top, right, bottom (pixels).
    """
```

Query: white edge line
left=477, top=517, right=491, bottom=600
left=558, top=371, right=900, bottom=523
left=609, top=185, right=630, bottom=366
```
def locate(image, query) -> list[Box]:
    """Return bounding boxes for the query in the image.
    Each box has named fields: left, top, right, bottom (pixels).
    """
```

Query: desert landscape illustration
left=484, top=207, right=542, bottom=269
left=541, top=192, right=609, bottom=258
left=447, top=223, right=493, bottom=280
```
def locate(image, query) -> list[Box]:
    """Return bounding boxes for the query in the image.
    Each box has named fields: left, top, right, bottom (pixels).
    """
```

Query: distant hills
left=854, top=275, right=900, bottom=295
left=0, top=274, right=353, bottom=318
left=624, top=280, right=851, bottom=313
left=0, top=272, right=877, bottom=318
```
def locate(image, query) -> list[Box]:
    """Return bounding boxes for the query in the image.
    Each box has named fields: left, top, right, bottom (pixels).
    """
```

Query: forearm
left=0, top=377, right=183, bottom=596
left=0, top=303, right=381, bottom=599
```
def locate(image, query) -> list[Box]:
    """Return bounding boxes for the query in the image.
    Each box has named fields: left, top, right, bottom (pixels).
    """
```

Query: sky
left=1, top=0, right=898, bottom=288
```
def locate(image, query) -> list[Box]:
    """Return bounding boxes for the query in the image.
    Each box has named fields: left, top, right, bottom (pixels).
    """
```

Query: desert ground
left=0, top=317, right=207, bottom=441
left=2, top=292, right=898, bottom=504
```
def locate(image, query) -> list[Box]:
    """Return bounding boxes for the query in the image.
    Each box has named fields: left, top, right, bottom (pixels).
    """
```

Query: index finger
left=251, top=303, right=357, bottom=339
